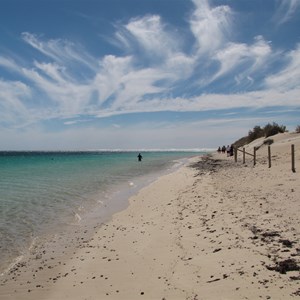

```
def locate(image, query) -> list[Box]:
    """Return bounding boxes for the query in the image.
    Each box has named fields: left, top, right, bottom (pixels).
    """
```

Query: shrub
left=264, top=122, right=286, bottom=137
left=263, top=138, right=274, bottom=145
left=233, top=122, right=287, bottom=148
left=248, top=125, right=264, bottom=142
left=233, top=136, right=249, bottom=148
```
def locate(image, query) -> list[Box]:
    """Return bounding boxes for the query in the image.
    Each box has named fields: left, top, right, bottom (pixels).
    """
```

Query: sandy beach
left=1, top=132, right=299, bottom=299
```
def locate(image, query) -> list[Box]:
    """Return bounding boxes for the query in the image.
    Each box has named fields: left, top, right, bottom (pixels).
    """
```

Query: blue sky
left=0, top=0, right=299, bottom=150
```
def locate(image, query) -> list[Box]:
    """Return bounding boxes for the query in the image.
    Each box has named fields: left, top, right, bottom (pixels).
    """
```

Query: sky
left=0, top=0, right=299, bottom=150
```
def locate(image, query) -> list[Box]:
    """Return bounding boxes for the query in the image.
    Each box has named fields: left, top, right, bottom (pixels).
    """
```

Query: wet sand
left=0, top=132, right=299, bottom=299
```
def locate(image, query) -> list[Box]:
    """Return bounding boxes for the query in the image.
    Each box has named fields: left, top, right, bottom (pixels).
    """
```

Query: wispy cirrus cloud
left=265, top=44, right=300, bottom=90
left=123, top=15, right=179, bottom=60
left=22, top=32, right=97, bottom=73
left=0, top=80, right=31, bottom=126
left=212, top=36, right=272, bottom=86
left=21, top=64, right=93, bottom=117
left=273, top=0, right=300, bottom=25
left=114, top=14, right=194, bottom=80
left=0, top=57, right=21, bottom=73
left=190, top=0, right=232, bottom=56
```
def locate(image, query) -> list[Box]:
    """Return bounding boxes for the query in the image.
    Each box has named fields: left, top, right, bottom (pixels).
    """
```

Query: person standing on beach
left=137, top=153, right=143, bottom=162
left=226, top=145, right=230, bottom=156
left=229, top=145, right=234, bottom=156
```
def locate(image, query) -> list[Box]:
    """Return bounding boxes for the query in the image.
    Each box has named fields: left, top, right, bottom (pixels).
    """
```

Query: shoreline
left=0, top=157, right=203, bottom=300
left=0, top=155, right=192, bottom=277
left=1, top=133, right=299, bottom=299
left=0, top=156, right=197, bottom=295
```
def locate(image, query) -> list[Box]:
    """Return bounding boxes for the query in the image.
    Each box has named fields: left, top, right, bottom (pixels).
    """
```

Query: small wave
left=68, top=211, right=82, bottom=226
left=74, top=212, right=82, bottom=223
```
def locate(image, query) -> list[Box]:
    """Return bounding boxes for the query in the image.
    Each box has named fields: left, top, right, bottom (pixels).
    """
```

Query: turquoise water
left=0, top=151, right=203, bottom=273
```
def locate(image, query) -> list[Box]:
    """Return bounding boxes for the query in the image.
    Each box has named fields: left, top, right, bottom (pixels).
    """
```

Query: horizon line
left=0, top=148, right=215, bottom=153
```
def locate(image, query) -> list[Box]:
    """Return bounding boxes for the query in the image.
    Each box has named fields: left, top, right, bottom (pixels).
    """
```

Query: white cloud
left=91, top=54, right=172, bottom=112
left=0, top=80, right=31, bottom=125
left=92, top=55, right=133, bottom=105
left=109, top=67, right=168, bottom=109
left=22, top=32, right=97, bottom=72
left=0, top=57, right=21, bottom=73
left=265, top=44, right=300, bottom=90
left=273, top=0, right=300, bottom=25
left=90, top=87, right=300, bottom=120
left=212, top=36, right=272, bottom=84
left=119, top=15, right=179, bottom=60
left=190, top=0, right=232, bottom=56
left=114, top=14, right=194, bottom=81
left=21, top=64, right=92, bottom=117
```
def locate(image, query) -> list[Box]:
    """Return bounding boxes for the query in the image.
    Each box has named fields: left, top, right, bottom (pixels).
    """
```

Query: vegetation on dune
left=233, top=122, right=287, bottom=148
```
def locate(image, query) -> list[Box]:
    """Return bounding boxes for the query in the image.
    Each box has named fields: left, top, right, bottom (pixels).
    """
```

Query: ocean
left=0, top=150, right=204, bottom=274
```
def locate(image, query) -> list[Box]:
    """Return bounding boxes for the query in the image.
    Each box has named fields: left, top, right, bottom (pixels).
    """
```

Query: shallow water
left=0, top=151, right=204, bottom=273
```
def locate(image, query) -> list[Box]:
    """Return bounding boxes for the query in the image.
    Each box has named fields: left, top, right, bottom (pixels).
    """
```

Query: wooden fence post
left=234, top=147, right=237, bottom=162
left=291, top=144, right=296, bottom=172
left=268, top=145, right=271, bottom=168
left=243, top=148, right=245, bottom=164
left=253, top=147, right=256, bottom=166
